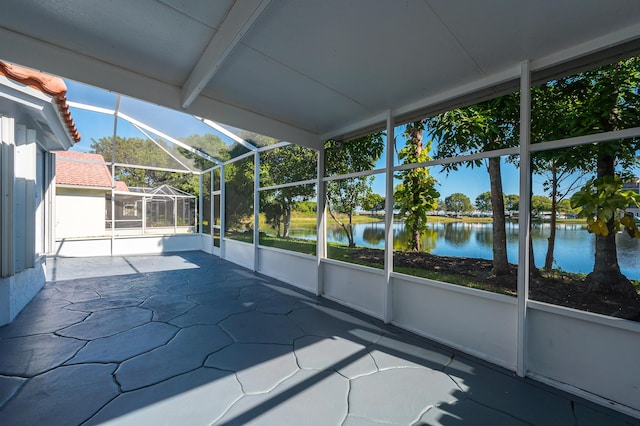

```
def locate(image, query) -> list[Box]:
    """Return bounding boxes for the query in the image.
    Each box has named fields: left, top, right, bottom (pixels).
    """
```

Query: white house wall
left=0, top=117, right=51, bottom=326
left=55, top=187, right=106, bottom=238
left=0, top=258, right=46, bottom=325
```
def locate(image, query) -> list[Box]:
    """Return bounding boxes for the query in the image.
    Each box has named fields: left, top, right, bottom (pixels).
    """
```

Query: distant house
left=55, top=151, right=127, bottom=238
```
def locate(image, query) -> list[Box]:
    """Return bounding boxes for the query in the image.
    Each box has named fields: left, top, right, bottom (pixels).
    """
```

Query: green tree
left=445, top=193, right=472, bottom=215
left=260, top=191, right=285, bottom=237
left=224, top=147, right=255, bottom=235
left=536, top=57, right=640, bottom=294
left=91, top=133, right=227, bottom=196
left=180, top=133, right=230, bottom=165
left=505, top=194, right=519, bottom=212
left=90, top=136, right=177, bottom=187
left=260, top=145, right=317, bottom=238
left=571, top=175, right=640, bottom=296
left=475, top=191, right=493, bottom=212
left=394, top=122, right=440, bottom=251
left=427, top=94, right=519, bottom=275
left=531, top=82, right=592, bottom=270
left=360, top=193, right=385, bottom=217
left=556, top=199, right=577, bottom=215
left=531, top=195, right=552, bottom=217
left=325, top=133, right=384, bottom=248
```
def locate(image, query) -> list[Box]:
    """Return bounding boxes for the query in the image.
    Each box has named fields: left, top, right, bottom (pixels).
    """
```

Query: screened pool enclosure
left=106, top=185, right=197, bottom=235
left=54, top=62, right=640, bottom=418
left=3, top=1, right=640, bottom=419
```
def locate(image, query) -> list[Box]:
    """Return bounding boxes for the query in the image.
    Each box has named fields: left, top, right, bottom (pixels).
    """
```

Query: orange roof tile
left=55, top=151, right=114, bottom=188
left=0, top=61, right=81, bottom=143
left=115, top=180, right=129, bottom=192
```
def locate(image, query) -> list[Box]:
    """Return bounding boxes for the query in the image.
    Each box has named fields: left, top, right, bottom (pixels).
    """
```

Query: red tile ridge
left=0, top=61, right=81, bottom=143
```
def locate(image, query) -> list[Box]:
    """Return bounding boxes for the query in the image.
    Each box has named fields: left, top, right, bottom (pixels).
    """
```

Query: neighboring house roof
left=55, top=151, right=128, bottom=191
left=114, top=181, right=129, bottom=192
left=0, top=61, right=80, bottom=143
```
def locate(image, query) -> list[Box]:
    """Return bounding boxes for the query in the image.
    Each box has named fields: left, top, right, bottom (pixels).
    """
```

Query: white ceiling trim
left=180, top=0, right=272, bottom=108
left=0, top=75, right=75, bottom=151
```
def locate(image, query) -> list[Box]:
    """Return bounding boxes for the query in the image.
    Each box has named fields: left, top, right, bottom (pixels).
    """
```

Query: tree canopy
left=325, top=133, right=384, bottom=248
left=475, top=191, right=493, bottom=212
left=445, top=193, right=473, bottom=215
left=427, top=94, right=519, bottom=275
left=361, top=193, right=385, bottom=216
left=535, top=57, right=640, bottom=294
left=260, top=145, right=317, bottom=238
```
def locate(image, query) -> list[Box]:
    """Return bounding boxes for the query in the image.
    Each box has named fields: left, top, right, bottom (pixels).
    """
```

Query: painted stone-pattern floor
left=0, top=251, right=637, bottom=425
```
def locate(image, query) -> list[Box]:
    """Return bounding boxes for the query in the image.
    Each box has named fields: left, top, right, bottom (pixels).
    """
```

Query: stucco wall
left=56, top=187, right=107, bottom=238
left=0, top=258, right=46, bottom=325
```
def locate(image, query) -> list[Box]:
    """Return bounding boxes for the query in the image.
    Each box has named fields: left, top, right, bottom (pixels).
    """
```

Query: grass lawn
left=218, top=232, right=639, bottom=316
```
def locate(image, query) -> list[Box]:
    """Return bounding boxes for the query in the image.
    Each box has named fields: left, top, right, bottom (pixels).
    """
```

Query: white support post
left=253, top=151, right=260, bottom=272
left=198, top=174, right=203, bottom=234
left=110, top=96, right=120, bottom=256
left=316, top=147, right=326, bottom=296
left=173, top=196, right=178, bottom=234
left=210, top=170, right=215, bottom=237
left=517, top=60, right=532, bottom=377
left=46, top=152, right=55, bottom=254
left=13, top=124, right=27, bottom=272
left=220, top=165, right=226, bottom=258
left=142, top=197, right=147, bottom=235
left=383, top=111, right=395, bottom=323
left=24, top=128, right=36, bottom=269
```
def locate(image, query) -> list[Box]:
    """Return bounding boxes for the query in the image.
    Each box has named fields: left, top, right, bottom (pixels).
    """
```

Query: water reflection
left=443, top=223, right=473, bottom=246
left=362, top=225, right=385, bottom=246
left=284, top=221, right=639, bottom=279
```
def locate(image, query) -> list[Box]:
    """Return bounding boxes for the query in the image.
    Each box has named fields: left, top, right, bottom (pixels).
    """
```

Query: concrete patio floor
left=0, top=251, right=637, bottom=425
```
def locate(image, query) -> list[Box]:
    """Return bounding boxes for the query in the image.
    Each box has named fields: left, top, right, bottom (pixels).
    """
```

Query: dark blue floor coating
left=0, top=251, right=637, bottom=425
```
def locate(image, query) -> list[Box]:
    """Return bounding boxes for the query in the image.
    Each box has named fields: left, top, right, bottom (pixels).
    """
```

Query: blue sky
left=370, top=130, right=524, bottom=203
left=66, top=80, right=241, bottom=154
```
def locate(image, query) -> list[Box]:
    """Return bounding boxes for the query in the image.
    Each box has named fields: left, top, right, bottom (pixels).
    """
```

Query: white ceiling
left=1, top=0, right=640, bottom=149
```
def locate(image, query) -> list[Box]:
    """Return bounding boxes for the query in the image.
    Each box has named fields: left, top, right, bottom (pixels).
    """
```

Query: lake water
left=284, top=221, right=640, bottom=280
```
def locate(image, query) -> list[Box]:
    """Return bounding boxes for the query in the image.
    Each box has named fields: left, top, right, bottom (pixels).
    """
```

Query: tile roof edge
left=0, top=61, right=81, bottom=143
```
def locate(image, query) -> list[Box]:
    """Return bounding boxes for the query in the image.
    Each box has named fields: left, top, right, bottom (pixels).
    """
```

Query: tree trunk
left=526, top=167, right=543, bottom=280
left=586, top=154, right=636, bottom=297
left=326, top=195, right=356, bottom=248
left=347, top=211, right=355, bottom=248
left=409, top=123, right=423, bottom=251
left=488, top=157, right=510, bottom=276
left=282, top=205, right=291, bottom=238
left=529, top=234, right=543, bottom=281
left=412, top=224, right=421, bottom=252
left=544, top=166, right=558, bottom=270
